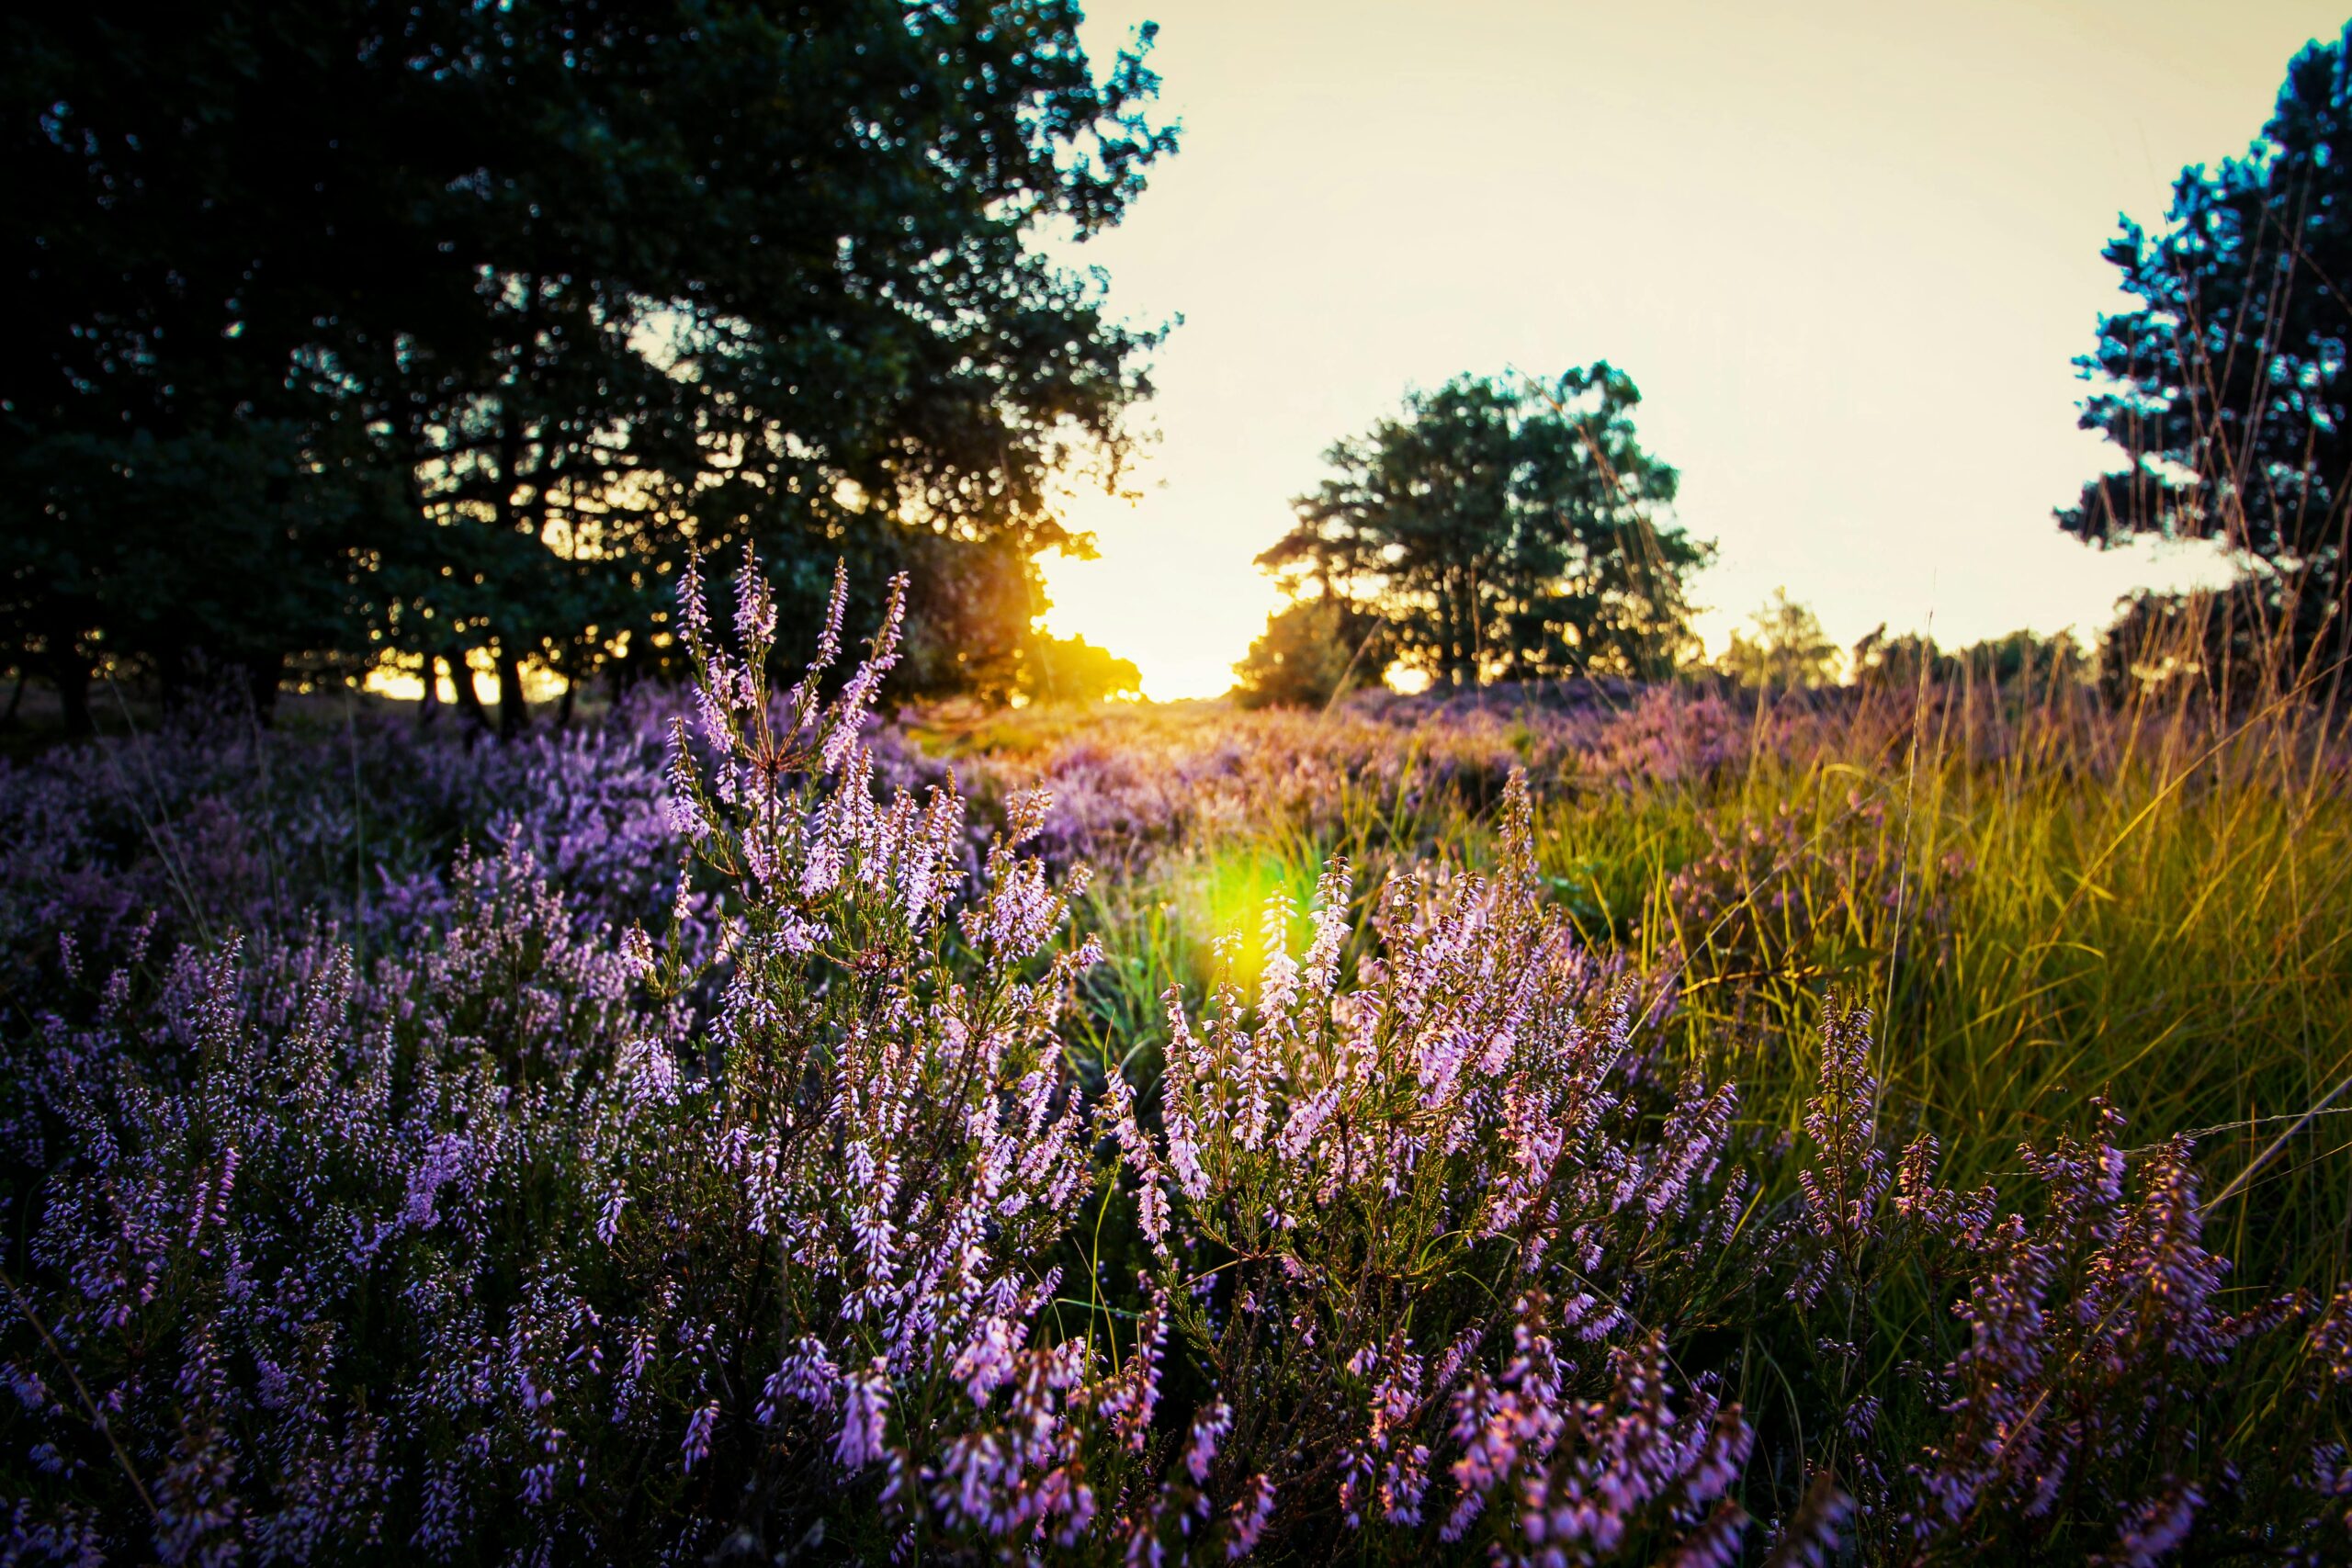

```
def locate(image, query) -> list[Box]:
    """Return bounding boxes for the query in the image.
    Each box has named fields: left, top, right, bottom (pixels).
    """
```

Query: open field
left=5, top=628, right=2348, bottom=1562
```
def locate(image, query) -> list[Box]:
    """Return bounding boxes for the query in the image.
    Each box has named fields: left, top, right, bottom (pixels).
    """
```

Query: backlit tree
left=1258, top=367, right=1708, bottom=687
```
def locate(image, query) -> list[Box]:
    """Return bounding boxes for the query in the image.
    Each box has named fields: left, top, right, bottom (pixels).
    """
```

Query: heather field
left=3, top=564, right=2349, bottom=1563
left=20, top=0, right=2352, bottom=1560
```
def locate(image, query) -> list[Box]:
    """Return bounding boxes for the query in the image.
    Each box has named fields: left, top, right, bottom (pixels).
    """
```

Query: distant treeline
left=3, top=1, right=1172, bottom=729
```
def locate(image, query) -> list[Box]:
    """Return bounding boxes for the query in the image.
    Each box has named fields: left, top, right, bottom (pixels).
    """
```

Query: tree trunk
left=244, top=651, right=285, bottom=728
left=497, top=650, right=530, bottom=739
left=49, top=653, right=94, bottom=737
left=450, top=650, right=494, bottom=733
left=418, top=656, right=442, bottom=728
left=157, top=637, right=195, bottom=716
left=1448, top=566, right=1467, bottom=682
left=1447, top=570, right=1471, bottom=689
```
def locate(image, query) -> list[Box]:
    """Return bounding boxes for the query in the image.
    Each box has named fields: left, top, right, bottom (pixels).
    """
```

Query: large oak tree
left=1258, top=367, right=1709, bottom=687
left=3, top=0, right=1175, bottom=728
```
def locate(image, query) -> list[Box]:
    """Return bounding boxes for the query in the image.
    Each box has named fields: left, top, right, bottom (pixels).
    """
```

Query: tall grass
left=1047, top=665, right=2352, bottom=1303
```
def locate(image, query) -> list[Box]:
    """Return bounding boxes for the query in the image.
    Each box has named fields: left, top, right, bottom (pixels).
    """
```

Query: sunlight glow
left=1037, top=0, right=2336, bottom=698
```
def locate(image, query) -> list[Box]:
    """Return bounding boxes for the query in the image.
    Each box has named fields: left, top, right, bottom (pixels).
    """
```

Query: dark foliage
left=2, top=0, right=1177, bottom=728
left=2064, top=26, right=2352, bottom=690
left=1258, top=367, right=1711, bottom=689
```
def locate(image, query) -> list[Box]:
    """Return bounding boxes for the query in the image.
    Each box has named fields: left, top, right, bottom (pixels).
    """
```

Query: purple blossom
left=835, top=1360, right=892, bottom=1471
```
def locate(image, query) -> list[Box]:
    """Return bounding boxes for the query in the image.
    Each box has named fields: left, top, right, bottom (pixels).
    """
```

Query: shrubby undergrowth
left=3, top=558, right=2348, bottom=1563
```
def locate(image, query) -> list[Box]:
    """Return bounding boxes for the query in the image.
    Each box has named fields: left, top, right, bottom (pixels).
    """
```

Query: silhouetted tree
left=1720, top=587, right=1839, bottom=690
left=1259, top=367, right=1708, bottom=687
left=1231, top=596, right=1386, bottom=710
left=1849, top=626, right=1948, bottom=693
left=2063, top=25, right=2352, bottom=694
left=1016, top=633, right=1143, bottom=705
left=4, top=0, right=1176, bottom=728
left=1953, top=627, right=2087, bottom=691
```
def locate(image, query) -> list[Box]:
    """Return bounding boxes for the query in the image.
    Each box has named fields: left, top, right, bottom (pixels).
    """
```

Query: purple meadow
left=0, top=553, right=2343, bottom=1563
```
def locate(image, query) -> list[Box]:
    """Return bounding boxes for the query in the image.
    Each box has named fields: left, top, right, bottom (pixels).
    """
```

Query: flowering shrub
left=0, top=841, right=676, bottom=1561
left=0, top=554, right=2346, bottom=1564
left=1100, top=783, right=1761, bottom=1561
left=1589, top=685, right=1750, bottom=789
left=0, top=554, right=1130, bottom=1561
left=1766, top=1004, right=2352, bottom=1564
left=0, top=692, right=692, bottom=993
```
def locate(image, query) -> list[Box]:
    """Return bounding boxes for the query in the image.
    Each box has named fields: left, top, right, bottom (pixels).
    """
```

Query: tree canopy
left=3, top=0, right=1176, bottom=730
left=1257, top=367, right=1709, bottom=688
left=2063, top=25, right=2352, bottom=690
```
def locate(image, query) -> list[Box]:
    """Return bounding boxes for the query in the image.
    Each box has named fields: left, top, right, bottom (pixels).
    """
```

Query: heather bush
left=0, top=694, right=688, bottom=991
left=1098, top=784, right=1763, bottom=1561
left=3, top=554, right=2348, bottom=1563
left=1766, top=1006, right=2352, bottom=1562
left=0, top=844, right=678, bottom=1560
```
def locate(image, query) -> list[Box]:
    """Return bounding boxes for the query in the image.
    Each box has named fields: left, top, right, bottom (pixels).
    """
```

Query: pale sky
left=1035, top=0, right=2348, bottom=698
